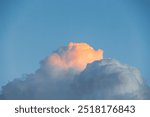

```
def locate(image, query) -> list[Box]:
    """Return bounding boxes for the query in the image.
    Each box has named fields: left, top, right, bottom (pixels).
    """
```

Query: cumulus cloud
left=73, top=59, right=150, bottom=99
left=0, top=42, right=149, bottom=99
left=42, top=42, right=103, bottom=77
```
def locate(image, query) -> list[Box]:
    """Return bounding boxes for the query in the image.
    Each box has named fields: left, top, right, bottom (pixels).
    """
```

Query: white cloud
left=0, top=42, right=149, bottom=99
left=73, top=59, right=149, bottom=99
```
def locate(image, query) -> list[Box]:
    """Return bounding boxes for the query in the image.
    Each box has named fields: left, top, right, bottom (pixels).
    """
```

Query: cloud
left=0, top=42, right=149, bottom=99
left=73, top=59, right=150, bottom=99
left=42, top=42, right=103, bottom=77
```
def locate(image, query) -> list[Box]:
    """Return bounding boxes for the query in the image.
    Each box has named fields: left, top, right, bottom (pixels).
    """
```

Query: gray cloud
left=73, top=59, right=150, bottom=99
left=0, top=43, right=149, bottom=100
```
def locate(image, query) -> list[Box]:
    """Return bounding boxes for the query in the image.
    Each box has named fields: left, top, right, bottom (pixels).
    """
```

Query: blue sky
left=0, top=0, right=150, bottom=88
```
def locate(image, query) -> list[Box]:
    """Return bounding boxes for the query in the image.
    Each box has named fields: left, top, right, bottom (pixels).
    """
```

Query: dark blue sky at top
left=0, top=0, right=150, bottom=87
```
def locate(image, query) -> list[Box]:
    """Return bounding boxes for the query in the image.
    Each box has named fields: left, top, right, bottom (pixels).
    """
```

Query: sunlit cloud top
left=43, top=42, right=103, bottom=76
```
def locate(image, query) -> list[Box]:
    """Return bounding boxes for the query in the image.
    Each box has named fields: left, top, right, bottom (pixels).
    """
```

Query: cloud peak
left=42, top=42, right=103, bottom=77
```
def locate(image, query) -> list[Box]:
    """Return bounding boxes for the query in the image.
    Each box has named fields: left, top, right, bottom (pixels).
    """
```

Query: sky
left=0, top=0, right=150, bottom=89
